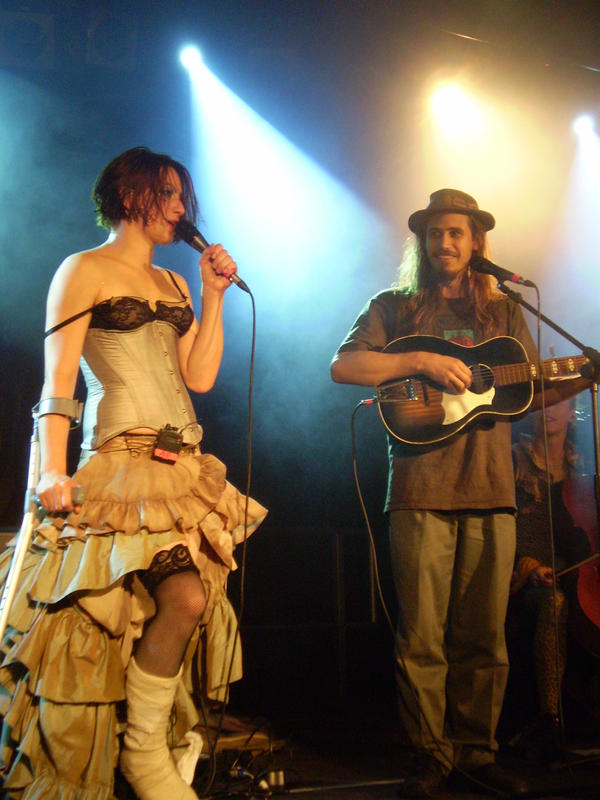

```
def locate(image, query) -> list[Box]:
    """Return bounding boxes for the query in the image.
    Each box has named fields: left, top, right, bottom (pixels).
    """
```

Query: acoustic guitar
left=376, top=335, right=587, bottom=445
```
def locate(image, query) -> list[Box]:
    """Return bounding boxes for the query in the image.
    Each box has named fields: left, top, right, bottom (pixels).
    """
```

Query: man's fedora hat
left=408, top=188, right=495, bottom=233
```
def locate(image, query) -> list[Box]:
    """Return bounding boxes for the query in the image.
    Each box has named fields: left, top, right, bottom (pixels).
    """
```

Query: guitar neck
left=495, top=354, right=588, bottom=387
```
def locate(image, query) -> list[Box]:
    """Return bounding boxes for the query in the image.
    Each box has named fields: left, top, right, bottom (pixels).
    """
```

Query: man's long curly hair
left=393, top=214, right=504, bottom=336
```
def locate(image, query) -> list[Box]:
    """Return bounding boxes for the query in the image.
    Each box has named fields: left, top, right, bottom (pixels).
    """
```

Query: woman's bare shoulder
left=48, top=247, right=112, bottom=313
left=55, top=245, right=108, bottom=274
left=53, top=243, right=119, bottom=286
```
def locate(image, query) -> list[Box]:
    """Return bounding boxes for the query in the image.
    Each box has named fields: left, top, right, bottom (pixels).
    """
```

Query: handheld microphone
left=470, top=255, right=536, bottom=288
left=175, top=219, right=250, bottom=293
left=33, top=486, right=85, bottom=517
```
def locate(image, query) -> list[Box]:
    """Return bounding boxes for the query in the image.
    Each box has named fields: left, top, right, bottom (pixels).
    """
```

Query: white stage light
left=180, top=46, right=202, bottom=71
left=573, top=114, right=595, bottom=136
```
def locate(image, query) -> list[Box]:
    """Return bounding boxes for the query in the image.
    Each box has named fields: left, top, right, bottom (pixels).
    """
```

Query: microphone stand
left=497, top=282, right=600, bottom=514
left=498, top=282, right=600, bottom=774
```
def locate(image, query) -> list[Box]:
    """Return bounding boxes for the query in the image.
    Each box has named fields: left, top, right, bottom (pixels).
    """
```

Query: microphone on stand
left=470, top=255, right=536, bottom=288
left=175, top=219, right=250, bottom=293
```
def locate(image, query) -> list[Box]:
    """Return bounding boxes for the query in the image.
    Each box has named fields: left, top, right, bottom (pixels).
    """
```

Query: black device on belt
left=151, top=425, right=183, bottom=464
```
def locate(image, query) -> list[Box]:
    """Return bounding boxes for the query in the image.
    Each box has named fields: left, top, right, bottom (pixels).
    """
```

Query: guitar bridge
left=378, top=378, right=420, bottom=403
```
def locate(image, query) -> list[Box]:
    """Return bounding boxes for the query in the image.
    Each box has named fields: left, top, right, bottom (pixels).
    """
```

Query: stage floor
left=184, top=702, right=600, bottom=800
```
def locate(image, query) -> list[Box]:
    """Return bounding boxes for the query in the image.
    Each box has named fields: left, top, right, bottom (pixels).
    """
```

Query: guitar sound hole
left=469, top=363, right=494, bottom=395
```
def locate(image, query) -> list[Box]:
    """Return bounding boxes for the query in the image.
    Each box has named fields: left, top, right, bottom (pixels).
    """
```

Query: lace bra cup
left=89, top=297, right=194, bottom=336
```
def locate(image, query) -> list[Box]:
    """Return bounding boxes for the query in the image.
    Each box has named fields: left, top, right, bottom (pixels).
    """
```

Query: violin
left=560, top=476, right=600, bottom=658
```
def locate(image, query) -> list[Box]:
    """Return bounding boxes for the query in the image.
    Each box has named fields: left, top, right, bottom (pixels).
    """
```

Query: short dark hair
left=92, top=146, right=199, bottom=231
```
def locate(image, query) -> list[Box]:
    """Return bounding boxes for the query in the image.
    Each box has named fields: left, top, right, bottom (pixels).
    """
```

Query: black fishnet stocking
left=136, top=569, right=207, bottom=677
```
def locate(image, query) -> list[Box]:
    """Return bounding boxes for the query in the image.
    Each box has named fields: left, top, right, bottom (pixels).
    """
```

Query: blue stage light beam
left=568, top=113, right=600, bottom=235
left=546, top=113, right=600, bottom=351
left=179, top=48, right=397, bottom=468
left=179, top=50, right=395, bottom=317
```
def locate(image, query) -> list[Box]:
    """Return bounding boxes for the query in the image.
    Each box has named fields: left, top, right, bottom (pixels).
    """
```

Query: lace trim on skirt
left=140, top=543, right=199, bottom=595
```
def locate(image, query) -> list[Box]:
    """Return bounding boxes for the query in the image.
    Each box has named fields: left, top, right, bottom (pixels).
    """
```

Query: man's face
left=425, top=213, right=477, bottom=283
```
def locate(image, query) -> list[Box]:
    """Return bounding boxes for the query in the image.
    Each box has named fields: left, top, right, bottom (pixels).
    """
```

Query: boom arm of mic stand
left=497, top=283, right=600, bottom=372
left=0, top=412, right=41, bottom=644
left=497, top=280, right=600, bottom=555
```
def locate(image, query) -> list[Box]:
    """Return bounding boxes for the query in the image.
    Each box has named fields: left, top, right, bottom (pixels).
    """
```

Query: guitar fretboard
left=494, top=355, right=587, bottom=387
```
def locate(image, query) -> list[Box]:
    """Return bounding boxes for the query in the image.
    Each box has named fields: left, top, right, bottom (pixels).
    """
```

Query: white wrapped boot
left=120, top=657, right=199, bottom=800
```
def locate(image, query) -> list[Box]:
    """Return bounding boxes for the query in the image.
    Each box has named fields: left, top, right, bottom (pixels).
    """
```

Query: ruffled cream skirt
left=0, top=436, right=267, bottom=800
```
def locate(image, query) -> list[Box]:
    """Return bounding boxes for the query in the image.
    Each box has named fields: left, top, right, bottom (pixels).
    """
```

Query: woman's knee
left=154, top=571, right=207, bottom=626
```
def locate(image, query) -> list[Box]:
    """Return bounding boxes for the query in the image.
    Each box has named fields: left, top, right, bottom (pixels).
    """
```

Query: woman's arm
left=36, top=253, right=99, bottom=511
left=177, top=244, right=237, bottom=393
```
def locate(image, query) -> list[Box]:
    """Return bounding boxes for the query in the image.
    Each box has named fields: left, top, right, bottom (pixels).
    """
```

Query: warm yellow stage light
left=430, top=85, right=483, bottom=137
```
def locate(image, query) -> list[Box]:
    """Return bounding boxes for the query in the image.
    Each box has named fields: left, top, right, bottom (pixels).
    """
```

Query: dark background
left=1, top=0, right=599, bottom=718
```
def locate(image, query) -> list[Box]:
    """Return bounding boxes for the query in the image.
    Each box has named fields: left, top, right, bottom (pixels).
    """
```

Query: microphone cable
left=196, top=287, right=262, bottom=797
left=350, top=399, right=456, bottom=778
left=350, top=393, right=538, bottom=794
left=176, top=224, right=267, bottom=793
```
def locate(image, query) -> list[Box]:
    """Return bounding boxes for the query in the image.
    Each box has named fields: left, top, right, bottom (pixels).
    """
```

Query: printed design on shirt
left=438, top=327, right=495, bottom=426
left=443, top=329, right=474, bottom=347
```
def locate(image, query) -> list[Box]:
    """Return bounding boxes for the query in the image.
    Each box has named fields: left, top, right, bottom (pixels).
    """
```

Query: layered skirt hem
left=0, top=442, right=266, bottom=799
